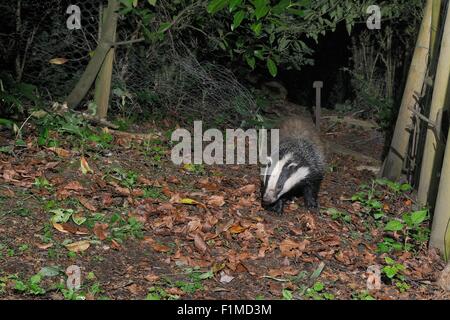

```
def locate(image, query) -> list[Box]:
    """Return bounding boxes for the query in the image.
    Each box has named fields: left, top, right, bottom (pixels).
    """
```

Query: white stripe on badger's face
left=265, top=153, right=292, bottom=192
left=278, top=166, right=310, bottom=198
left=263, top=152, right=310, bottom=204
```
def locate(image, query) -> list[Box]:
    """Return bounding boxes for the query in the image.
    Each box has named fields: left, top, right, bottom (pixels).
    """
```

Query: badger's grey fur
left=261, top=115, right=326, bottom=214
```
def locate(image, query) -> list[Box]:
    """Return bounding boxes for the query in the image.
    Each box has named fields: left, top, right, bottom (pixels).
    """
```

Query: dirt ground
left=0, top=112, right=448, bottom=300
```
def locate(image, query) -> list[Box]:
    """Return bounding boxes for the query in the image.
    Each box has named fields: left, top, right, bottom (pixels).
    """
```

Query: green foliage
left=109, top=167, right=139, bottom=189
left=352, top=179, right=430, bottom=254
left=119, top=0, right=365, bottom=78
left=351, top=291, right=375, bottom=300
left=304, top=282, right=335, bottom=300
left=14, top=274, right=46, bottom=296
left=142, top=186, right=167, bottom=200
left=110, top=214, right=144, bottom=242
left=146, top=286, right=180, bottom=300
left=0, top=73, right=42, bottom=115
left=326, top=207, right=351, bottom=223
left=380, top=210, right=430, bottom=253
left=206, top=0, right=365, bottom=76
left=382, top=257, right=410, bottom=293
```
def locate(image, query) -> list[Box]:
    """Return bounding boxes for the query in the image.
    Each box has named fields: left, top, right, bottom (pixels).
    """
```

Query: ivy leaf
left=157, top=22, right=171, bottom=33
left=245, top=56, right=256, bottom=69
left=147, top=0, right=157, bottom=5
left=207, top=0, right=229, bottom=14
left=410, top=210, right=428, bottom=226
left=231, top=10, right=245, bottom=30
left=267, top=58, right=277, bottom=77
left=228, top=0, right=242, bottom=12
left=254, top=5, right=270, bottom=20
left=384, top=220, right=404, bottom=232
left=251, top=22, right=262, bottom=35
left=253, top=50, right=264, bottom=60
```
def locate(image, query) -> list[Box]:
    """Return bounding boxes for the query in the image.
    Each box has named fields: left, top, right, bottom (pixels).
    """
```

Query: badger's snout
left=262, top=189, right=278, bottom=205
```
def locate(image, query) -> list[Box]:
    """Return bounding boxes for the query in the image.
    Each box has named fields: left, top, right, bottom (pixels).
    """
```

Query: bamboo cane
left=381, top=0, right=433, bottom=181
left=418, top=0, right=450, bottom=206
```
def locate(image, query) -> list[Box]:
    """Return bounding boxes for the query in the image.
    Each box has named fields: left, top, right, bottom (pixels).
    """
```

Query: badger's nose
left=262, top=190, right=277, bottom=204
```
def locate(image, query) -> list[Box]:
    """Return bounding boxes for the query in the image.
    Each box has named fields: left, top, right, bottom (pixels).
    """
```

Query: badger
left=261, top=115, right=326, bottom=214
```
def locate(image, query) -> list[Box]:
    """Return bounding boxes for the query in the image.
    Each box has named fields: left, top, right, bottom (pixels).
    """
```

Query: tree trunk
left=381, top=0, right=433, bottom=181
left=418, top=1, right=450, bottom=206
left=94, top=2, right=118, bottom=119
left=65, top=0, right=119, bottom=109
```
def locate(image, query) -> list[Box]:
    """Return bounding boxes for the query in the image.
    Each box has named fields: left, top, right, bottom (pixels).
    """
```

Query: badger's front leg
left=303, top=180, right=321, bottom=210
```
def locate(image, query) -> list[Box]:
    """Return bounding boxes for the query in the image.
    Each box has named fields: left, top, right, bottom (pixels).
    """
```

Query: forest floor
left=0, top=109, right=449, bottom=300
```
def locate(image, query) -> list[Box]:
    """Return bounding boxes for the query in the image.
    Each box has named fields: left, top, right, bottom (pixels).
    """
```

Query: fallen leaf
left=166, top=287, right=185, bottom=296
left=80, top=156, right=93, bottom=174
left=268, top=267, right=299, bottom=277
left=144, top=237, right=170, bottom=253
left=52, top=222, right=70, bottom=234
left=180, top=198, right=201, bottom=205
left=101, top=193, right=113, bottom=207
left=36, top=243, right=54, bottom=250
left=127, top=283, right=142, bottom=295
left=47, top=147, right=71, bottom=158
left=111, top=239, right=122, bottom=250
left=72, top=213, right=87, bottom=225
left=219, top=272, right=235, bottom=284
left=49, top=57, right=68, bottom=64
left=0, top=189, right=15, bottom=197
left=193, top=233, right=208, bottom=253
left=167, top=176, right=180, bottom=184
left=65, top=240, right=90, bottom=253
left=239, top=184, right=256, bottom=194
left=162, top=186, right=172, bottom=197
left=93, top=223, right=109, bottom=240
left=3, top=169, right=17, bottom=181
left=280, top=239, right=309, bottom=257
left=78, top=197, right=97, bottom=211
left=207, top=195, right=225, bottom=207
left=229, top=224, right=246, bottom=234
left=144, top=274, right=160, bottom=282
left=64, top=181, right=84, bottom=191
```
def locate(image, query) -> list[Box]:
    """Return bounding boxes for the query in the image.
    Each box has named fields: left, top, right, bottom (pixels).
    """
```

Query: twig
left=109, top=37, right=145, bottom=46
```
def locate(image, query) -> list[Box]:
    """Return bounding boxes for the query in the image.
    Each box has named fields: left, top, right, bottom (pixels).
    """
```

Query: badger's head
left=261, top=152, right=310, bottom=205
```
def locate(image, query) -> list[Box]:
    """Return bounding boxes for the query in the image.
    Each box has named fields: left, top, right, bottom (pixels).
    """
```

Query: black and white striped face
left=262, top=153, right=310, bottom=205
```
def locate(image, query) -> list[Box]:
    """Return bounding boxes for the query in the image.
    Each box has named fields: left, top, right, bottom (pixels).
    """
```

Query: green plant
left=375, top=179, right=412, bottom=194
left=282, top=289, right=293, bottom=300
left=60, top=287, right=86, bottom=300
left=382, top=209, right=430, bottom=253
left=108, top=167, right=139, bottom=189
left=110, top=214, right=144, bottom=242
left=352, top=181, right=385, bottom=220
left=142, top=139, right=167, bottom=164
left=0, top=72, right=42, bottom=114
left=352, top=291, right=375, bottom=300
left=14, top=274, right=46, bottom=296
left=304, top=282, right=335, bottom=300
left=146, top=286, right=180, bottom=300
left=382, top=257, right=410, bottom=293
left=183, top=163, right=205, bottom=175
left=33, top=177, right=53, bottom=191
left=142, top=186, right=167, bottom=200
left=326, top=208, right=352, bottom=223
